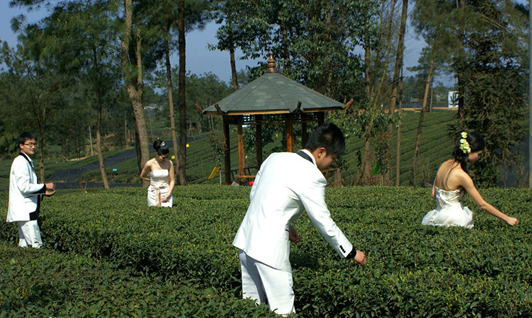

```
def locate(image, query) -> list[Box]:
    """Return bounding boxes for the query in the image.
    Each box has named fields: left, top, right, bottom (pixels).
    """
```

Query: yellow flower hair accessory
left=459, top=132, right=471, bottom=154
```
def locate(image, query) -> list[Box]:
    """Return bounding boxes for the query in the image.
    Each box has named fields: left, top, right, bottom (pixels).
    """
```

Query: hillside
left=75, top=109, right=457, bottom=186
left=0, top=109, right=478, bottom=188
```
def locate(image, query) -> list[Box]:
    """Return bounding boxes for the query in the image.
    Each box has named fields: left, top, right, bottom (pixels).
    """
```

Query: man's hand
left=288, top=225, right=301, bottom=243
left=354, top=250, right=366, bottom=265
left=44, top=183, right=55, bottom=197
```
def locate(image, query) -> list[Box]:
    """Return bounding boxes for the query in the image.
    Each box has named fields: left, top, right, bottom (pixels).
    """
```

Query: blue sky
left=0, top=2, right=433, bottom=85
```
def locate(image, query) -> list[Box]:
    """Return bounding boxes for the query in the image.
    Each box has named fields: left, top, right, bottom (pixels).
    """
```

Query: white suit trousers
left=238, top=250, right=295, bottom=316
left=17, top=220, right=42, bottom=248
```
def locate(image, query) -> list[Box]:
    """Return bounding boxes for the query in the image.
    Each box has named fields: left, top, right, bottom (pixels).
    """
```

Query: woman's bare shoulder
left=436, top=159, right=455, bottom=176
left=145, top=158, right=156, bottom=167
left=446, top=165, right=471, bottom=189
left=435, top=159, right=461, bottom=189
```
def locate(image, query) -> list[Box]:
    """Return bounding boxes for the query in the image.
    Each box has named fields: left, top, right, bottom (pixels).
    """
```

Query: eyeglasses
left=24, top=142, right=37, bottom=147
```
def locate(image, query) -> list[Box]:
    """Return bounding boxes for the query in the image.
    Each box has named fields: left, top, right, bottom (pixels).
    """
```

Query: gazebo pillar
left=302, top=121, right=308, bottom=149
left=223, top=115, right=231, bottom=185
left=256, top=115, right=263, bottom=169
left=237, top=116, right=245, bottom=183
left=286, top=114, right=294, bottom=152
left=318, top=112, right=325, bottom=126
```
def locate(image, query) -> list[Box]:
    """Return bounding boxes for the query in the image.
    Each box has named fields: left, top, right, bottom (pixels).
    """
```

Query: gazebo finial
left=265, top=52, right=278, bottom=73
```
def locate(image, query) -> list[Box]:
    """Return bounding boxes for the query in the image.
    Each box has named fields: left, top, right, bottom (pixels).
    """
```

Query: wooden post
left=237, top=116, right=245, bottom=183
left=334, top=168, right=342, bottom=187
left=286, top=114, right=294, bottom=152
left=256, top=115, right=263, bottom=170
left=302, top=121, right=308, bottom=149
left=318, top=112, right=325, bottom=126
left=223, top=116, right=231, bottom=185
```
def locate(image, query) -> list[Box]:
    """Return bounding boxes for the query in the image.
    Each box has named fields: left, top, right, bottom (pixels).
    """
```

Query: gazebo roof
left=202, top=71, right=345, bottom=116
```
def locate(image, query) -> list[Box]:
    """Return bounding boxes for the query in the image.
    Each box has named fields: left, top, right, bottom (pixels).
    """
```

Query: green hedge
left=1, top=186, right=531, bottom=317
left=0, top=241, right=276, bottom=317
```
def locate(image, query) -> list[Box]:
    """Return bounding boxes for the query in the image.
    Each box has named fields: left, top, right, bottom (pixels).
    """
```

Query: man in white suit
left=7, top=132, right=55, bottom=248
left=233, top=123, right=366, bottom=316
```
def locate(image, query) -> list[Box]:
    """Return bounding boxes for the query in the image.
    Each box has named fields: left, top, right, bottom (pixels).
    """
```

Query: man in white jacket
left=7, top=132, right=55, bottom=248
left=233, top=123, right=366, bottom=316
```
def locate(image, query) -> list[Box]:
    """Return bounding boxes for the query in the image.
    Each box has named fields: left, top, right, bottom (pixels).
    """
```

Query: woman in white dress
left=422, top=132, right=519, bottom=228
left=140, top=140, right=175, bottom=207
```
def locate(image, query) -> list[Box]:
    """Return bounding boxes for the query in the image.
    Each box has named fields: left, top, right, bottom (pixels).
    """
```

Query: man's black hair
left=17, top=132, right=36, bottom=147
left=304, top=123, right=345, bottom=155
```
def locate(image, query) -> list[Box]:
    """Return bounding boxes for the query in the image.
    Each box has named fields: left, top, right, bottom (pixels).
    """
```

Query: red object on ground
left=249, top=181, right=254, bottom=186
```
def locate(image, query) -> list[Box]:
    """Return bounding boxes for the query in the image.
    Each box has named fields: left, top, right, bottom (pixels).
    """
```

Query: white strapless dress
left=147, top=170, right=173, bottom=207
left=422, top=187, right=473, bottom=228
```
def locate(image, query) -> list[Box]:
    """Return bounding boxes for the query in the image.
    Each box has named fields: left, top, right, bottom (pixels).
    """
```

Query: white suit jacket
left=6, top=153, right=45, bottom=222
left=233, top=150, right=353, bottom=272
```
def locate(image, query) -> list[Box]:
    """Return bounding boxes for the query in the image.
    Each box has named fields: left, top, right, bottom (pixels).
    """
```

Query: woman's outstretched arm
left=459, top=173, right=519, bottom=226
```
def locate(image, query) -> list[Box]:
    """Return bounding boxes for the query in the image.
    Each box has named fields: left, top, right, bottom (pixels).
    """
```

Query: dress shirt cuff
left=346, top=248, right=357, bottom=260
left=35, top=185, right=46, bottom=194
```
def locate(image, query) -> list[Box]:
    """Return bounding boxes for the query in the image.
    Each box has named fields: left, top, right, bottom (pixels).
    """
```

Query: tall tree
left=354, top=0, right=399, bottom=185
left=210, top=0, right=258, bottom=91
left=387, top=0, right=408, bottom=185
left=147, top=0, right=209, bottom=185
left=412, top=0, right=528, bottom=187
left=40, top=0, right=122, bottom=189
left=409, top=47, right=436, bottom=186
left=0, top=41, right=66, bottom=182
left=458, top=1, right=527, bottom=186
left=177, top=0, right=188, bottom=185
left=121, top=0, right=150, bottom=185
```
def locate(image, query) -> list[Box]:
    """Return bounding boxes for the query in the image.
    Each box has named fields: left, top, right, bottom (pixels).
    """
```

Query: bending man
left=233, top=123, right=366, bottom=316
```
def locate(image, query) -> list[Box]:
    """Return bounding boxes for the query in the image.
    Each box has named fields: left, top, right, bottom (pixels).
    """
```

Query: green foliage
left=459, top=39, right=527, bottom=188
left=334, top=109, right=456, bottom=186
left=1, top=186, right=531, bottom=317
left=0, top=241, right=276, bottom=317
left=410, top=0, right=529, bottom=188
left=211, top=0, right=373, bottom=101
left=0, top=108, right=458, bottom=188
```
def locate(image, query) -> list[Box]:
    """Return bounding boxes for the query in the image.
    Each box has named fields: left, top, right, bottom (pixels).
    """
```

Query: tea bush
left=1, top=185, right=531, bottom=317
left=0, top=241, right=276, bottom=317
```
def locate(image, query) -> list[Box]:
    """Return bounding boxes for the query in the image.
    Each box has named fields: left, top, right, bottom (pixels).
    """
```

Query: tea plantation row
left=1, top=185, right=531, bottom=317
left=0, top=241, right=275, bottom=317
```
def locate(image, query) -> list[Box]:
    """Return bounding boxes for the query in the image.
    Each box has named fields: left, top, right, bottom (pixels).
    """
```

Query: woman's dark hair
left=305, top=123, right=345, bottom=155
left=451, top=131, right=485, bottom=175
left=153, top=140, right=170, bottom=156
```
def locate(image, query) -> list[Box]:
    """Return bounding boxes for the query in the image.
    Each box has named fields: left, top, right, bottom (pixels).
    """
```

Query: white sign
left=448, top=91, right=458, bottom=108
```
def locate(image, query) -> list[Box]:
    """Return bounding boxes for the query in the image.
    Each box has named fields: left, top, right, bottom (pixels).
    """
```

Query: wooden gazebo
left=202, top=54, right=352, bottom=185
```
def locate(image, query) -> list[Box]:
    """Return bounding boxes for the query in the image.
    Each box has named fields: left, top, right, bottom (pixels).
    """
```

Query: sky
left=0, top=1, right=441, bottom=85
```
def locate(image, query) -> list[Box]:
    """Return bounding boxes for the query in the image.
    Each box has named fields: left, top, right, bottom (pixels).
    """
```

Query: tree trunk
left=357, top=0, right=396, bottom=185
left=359, top=37, right=372, bottom=186
left=164, top=25, right=181, bottom=178
left=409, top=54, right=435, bottom=186
left=93, top=46, right=109, bottom=190
left=456, top=0, right=466, bottom=128
left=395, top=67, right=403, bottom=187
left=177, top=0, right=188, bottom=185
left=96, top=104, right=110, bottom=189
left=365, top=45, right=371, bottom=99
left=230, top=47, right=238, bottom=92
left=355, top=120, right=374, bottom=186
left=38, top=136, right=45, bottom=183
left=121, top=0, right=150, bottom=187
left=387, top=0, right=408, bottom=183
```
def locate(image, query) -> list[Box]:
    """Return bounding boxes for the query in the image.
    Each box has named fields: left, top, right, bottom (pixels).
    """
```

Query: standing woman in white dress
left=422, top=132, right=519, bottom=228
left=140, top=140, right=175, bottom=207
